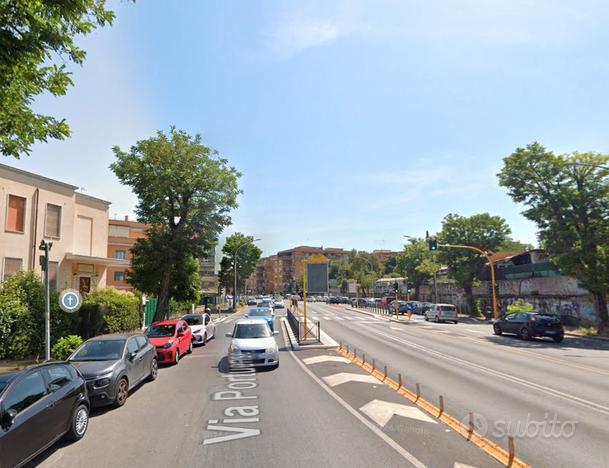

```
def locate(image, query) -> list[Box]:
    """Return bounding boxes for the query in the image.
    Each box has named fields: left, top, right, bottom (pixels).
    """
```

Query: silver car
left=227, top=319, right=280, bottom=369
left=425, top=304, right=458, bottom=323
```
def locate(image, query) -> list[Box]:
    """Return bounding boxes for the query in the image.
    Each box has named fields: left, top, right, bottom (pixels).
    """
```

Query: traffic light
left=393, top=281, right=399, bottom=292
left=428, top=239, right=438, bottom=251
left=407, top=282, right=413, bottom=294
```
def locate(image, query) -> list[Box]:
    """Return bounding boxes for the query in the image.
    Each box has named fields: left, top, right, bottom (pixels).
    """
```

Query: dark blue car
left=246, top=307, right=274, bottom=331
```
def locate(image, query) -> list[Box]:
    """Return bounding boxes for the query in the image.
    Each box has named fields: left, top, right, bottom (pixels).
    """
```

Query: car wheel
left=424, top=315, right=429, bottom=321
left=453, top=320, right=458, bottom=324
left=434, top=315, right=440, bottom=323
left=174, top=349, right=180, bottom=365
left=519, top=327, right=531, bottom=340
left=148, top=358, right=158, bottom=381
left=493, top=324, right=502, bottom=335
left=202, top=333, right=207, bottom=346
left=553, top=334, right=564, bottom=343
left=187, top=340, right=193, bottom=354
left=114, top=378, right=129, bottom=407
left=65, top=404, right=89, bottom=441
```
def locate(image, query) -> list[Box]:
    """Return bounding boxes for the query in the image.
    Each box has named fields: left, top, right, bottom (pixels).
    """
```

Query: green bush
left=51, top=335, right=83, bottom=360
left=507, top=299, right=534, bottom=313
left=0, top=271, right=80, bottom=360
left=80, top=288, right=141, bottom=337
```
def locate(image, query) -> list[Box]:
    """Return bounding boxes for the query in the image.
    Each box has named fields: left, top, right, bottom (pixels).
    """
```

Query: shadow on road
left=481, top=334, right=609, bottom=351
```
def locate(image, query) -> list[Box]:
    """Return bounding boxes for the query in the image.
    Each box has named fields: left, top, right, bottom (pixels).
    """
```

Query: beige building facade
left=0, top=163, right=127, bottom=293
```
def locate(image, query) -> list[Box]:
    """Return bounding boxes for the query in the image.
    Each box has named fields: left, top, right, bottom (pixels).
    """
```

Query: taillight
left=530, top=316, right=537, bottom=322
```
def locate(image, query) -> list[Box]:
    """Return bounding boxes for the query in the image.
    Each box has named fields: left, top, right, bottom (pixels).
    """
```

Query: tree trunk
left=414, top=283, right=421, bottom=301
left=463, top=282, right=476, bottom=316
left=155, top=269, right=172, bottom=322
left=591, top=291, right=608, bottom=334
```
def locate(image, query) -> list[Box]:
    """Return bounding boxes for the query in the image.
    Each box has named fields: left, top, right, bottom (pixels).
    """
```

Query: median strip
left=336, top=343, right=530, bottom=468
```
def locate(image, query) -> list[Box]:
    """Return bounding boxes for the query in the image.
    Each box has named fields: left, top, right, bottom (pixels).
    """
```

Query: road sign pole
left=39, top=240, right=52, bottom=361
left=303, top=259, right=308, bottom=340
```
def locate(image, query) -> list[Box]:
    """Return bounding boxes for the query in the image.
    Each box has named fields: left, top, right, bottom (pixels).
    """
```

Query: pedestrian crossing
left=309, top=313, right=383, bottom=323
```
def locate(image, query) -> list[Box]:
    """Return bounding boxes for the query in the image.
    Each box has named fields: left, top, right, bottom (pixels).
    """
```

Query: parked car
left=247, top=297, right=257, bottom=306
left=145, top=319, right=193, bottom=365
left=493, top=312, right=564, bottom=342
left=246, top=307, right=275, bottom=331
left=273, top=298, right=285, bottom=309
left=181, top=313, right=215, bottom=346
left=389, top=300, right=409, bottom=314
left=68, top=333, right=157, bottom=407
left=258, top=299, right=274, bottom=309
left=421, top=302, right=434, bottom=314
left=425, top=303, right=458, bottom=323
left=0, top=362, right=90, bottom=468
left=227, top=319, right=280, bottom=369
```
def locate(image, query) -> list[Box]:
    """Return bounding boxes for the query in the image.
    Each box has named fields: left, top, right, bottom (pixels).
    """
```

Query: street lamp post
left=39, top=240, right=53, bottom=361
left=233, top=238, right=261, bottom=313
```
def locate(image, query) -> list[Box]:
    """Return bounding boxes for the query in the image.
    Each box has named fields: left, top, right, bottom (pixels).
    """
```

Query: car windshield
left=146, top=324, right=176, bottom=337
left=248, top=310, right=270, bottom=317
left=71, top=339, right=126, bottom=361
left=182, top=316, right=204, bottom=326
left=234, top=323, right=271, bottom=339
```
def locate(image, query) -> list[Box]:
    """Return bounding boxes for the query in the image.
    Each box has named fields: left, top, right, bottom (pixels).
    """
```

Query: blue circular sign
left=59, top=289, right=82, bottom=313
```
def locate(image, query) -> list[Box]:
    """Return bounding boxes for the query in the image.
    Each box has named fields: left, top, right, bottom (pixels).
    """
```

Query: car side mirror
left=1, top=409, right=17, bottom=428
left=272, top=331, right=279, bottom=336
left=225, top=333, right=232, bottom=338
left=128, top=351, right=138, bottom=361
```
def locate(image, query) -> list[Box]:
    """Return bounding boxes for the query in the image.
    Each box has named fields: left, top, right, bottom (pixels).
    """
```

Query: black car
left=0, top=362, right=89, bottom=468
left=68, top=333, right=157, bottom=408
left=493, top=312, right=564, bottom=342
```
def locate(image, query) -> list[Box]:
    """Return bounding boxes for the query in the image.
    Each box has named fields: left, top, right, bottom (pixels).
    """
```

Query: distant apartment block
left=106, top=216, right=149, bottom=290
left=276, top=246, right=348, bottom=292
left=372, top=249, right=399, bottom=265
left=0, top=163, right=127, bottom=293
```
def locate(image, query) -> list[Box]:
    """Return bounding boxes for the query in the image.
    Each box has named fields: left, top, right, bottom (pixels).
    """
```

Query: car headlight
left=229, top=344, right=241, bottom=353
left=161, top=339, right=175, bottom=349
left=266, top=345, right=277, bottom=353
left=93, top=373, right=113, bottom=388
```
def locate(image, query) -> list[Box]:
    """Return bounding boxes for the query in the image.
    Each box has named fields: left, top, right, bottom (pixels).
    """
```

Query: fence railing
left=287, top=307, right=320, bottom=343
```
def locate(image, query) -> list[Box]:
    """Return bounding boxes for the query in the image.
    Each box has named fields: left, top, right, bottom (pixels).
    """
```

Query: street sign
left=59, top=289, right=83, bottom=313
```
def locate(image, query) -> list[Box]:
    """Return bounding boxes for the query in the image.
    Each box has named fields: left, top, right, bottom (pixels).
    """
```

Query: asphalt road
left=306, top=302, right=609, bottom=468
left=26, top=309, right=499, bottom=468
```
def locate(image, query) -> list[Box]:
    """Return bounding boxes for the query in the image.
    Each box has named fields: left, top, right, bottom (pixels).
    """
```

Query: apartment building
left=106, top=216, right=148, bottom=290
left=372, top=249, right=400, bottom=265
left=277, top=246, right=347, bottom=292
left=0, top=163, right=126, bottom=293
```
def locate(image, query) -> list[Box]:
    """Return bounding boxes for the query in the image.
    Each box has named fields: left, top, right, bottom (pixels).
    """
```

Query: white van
left=425, top=304, right=458, bottom=323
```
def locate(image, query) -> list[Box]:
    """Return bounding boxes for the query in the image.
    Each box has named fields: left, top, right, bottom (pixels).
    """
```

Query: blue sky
left=10, top=0, right=609, bottom=256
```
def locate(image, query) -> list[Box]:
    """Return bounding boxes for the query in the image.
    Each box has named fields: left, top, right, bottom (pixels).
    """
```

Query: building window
left=115, top=250, right=126, bottom=260
left=45, top=204, right=62, bottom=238
left=3, top=258, right=22, bottom=281
left=114, top=271, right=126, bottom=282
left=48, top=261, right=58, bottom=290
left=6, top=195, right=26, bottom=233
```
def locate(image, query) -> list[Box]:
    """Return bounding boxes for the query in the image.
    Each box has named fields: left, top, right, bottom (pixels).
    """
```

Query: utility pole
left=39, top=240, right=52, bottom=361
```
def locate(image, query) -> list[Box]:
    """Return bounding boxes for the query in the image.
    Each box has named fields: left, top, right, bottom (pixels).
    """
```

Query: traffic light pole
left=438, top=243, right=499, bottom=319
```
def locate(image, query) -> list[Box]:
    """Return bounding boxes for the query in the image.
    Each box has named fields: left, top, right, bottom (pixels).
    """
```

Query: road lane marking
left=286, top=347, right=428, bottom=467
left=323, top=372, right=380, bottom=387
left=303, top=355, right=351, bottom=365
left=359, top=399, right=438, bottom=427
left=366, top=328, right=609, bottom=416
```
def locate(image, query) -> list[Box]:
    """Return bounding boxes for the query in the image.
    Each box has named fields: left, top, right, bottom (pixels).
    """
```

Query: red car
left=145, top=319, right=193, bottom=365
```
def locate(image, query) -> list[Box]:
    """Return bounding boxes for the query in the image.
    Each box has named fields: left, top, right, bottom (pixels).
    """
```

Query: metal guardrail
left=287, top=307, right=320, bottom=343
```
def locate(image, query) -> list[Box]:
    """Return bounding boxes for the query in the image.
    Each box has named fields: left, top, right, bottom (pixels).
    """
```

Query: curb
left=336, top=344, right=530, bottom=468
left=564, top=331, right=609, bottom=342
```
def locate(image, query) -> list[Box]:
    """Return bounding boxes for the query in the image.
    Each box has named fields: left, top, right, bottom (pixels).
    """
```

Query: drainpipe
left=30, top=188, right=40, bottom=270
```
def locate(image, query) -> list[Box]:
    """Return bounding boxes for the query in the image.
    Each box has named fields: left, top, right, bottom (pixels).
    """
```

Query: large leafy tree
left=330, top=250, right=381, bottom=295
left=111, top=128, right=241, bottom=320
left=0, top=0, right=118, bottom=158
left=437, top=213, right=511, bottom=314
left=218, top=233, right=262, bottom=295
left=396, top=239, right=437, bottom=300
left=498, top=142, right=609, bottom=333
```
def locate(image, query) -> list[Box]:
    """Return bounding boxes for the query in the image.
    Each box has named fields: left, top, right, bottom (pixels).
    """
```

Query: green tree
left=396, top=239, right=437, bottom=300
left=218, top=233, right=262, bottom=294
left=0, top=0, right=119, bottom=158
left=111, top=128, right=241, bottom=321
left=498, top=142, right=609, bottom=333
left=437, top=213, right=511, bottom=315
left=499, top=239, right=535, bottom=251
